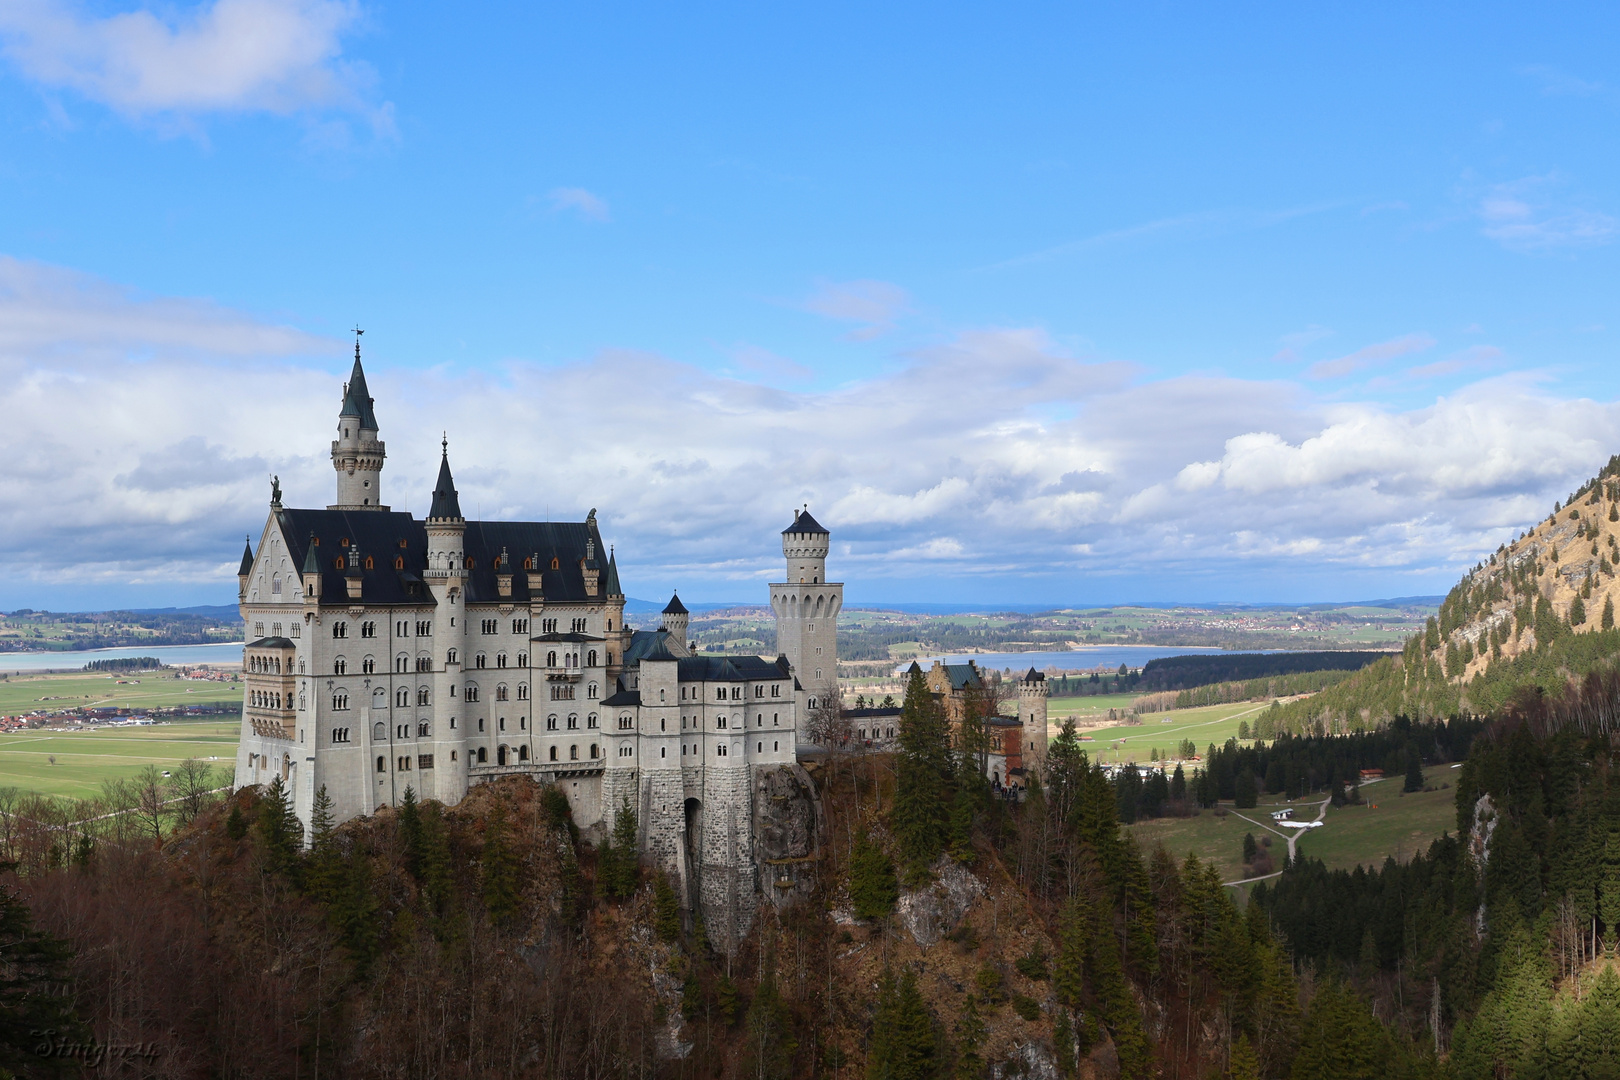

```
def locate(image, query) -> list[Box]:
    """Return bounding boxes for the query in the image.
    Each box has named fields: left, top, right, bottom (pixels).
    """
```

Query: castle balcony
left=542, top=664, right=584, bottom=682
left=467, top=760, right=604, bottom=782
left=249, top=711, right=294, bottom=740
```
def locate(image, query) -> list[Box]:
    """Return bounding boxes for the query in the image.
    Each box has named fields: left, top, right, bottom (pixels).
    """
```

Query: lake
left=898, top=645, right=1277, bottom=675
left=0, top=642, right=245, bottom=673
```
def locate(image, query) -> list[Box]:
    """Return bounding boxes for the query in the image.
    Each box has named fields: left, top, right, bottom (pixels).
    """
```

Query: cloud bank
left=0, top=258, right=1613, bottom=605
left=0, top=0, right=381, bottom=126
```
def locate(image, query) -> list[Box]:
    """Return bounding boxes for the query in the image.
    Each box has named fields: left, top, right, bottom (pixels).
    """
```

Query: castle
left=234, top=345, right=1045, bottom=946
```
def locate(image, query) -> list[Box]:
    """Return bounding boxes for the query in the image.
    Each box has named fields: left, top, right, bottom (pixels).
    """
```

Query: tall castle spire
left=329, top=327, right=389, bottom=511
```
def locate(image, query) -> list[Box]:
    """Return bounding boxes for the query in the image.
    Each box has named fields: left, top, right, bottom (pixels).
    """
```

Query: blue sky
left=2, top=2, right=1619, bottom=609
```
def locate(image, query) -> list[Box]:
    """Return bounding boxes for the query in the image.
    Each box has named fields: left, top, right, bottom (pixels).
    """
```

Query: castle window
left=717, top=745, right=727, bottom=757
left=395, top=653, right=408, bottom=673
left=549, top=746, right=558, bottom=761
left=395, top=556, right=404, bottom=570
left=448, top=648, right=458, bottom=664
left=333, top=622, right=347, bottom=639
left=333, top=691, right=349, bottom=710
left=774, top=713, right=779, bottom=724
left=551, top=557, right=560, bottom=570
left=513, top=619, right=528, bottom=634
left=334, top=658, right=347, bottom=675
left=717, top=717, right=727, bottom=729
left=482, top=619, right=497, bottom=635
left=334, top=557, right=345, bottom=570
left=587, top=713, right=598, bottom=729
left=517, top=653, right=527, bottom=667
left=755, top=686, right=763, bottom=698
left=478, top=718, right=484, bottom=732
left=340, top=537, right=349, bottom=547
left=396, top=688, right=409, bottom=707
left=465, top=684, right=480, bottom=702
left=499, top=717, right=505, bottom=731
left=451, top=749, right=457, bottom=761
left=416, top=621, right=431, bottom=636
left=477, top=747, right=487, bottom=763
left=361, top=621, right=376, bottom=638
left=587, top=682, right=598, bottom=699
left=542, top=619, right=556, bottom=633
left=546, top=651, right=557, bottom=666
left=496, top=684, right=508, bottom=701
left=361, top=656, right=376, bottom=674
left=364, top=556, right=374, bottom=570
left=417, top=687, right=430, bottom=706
left=517, top=683, right=529, bottom=700
left=570, top=745, right=578, bottom=760
left=475, top=653, right=486, bottom=669
left=716, top=688, right=724, bottom=701
left=465, top=557, right=476, bottom=569
left=416, top=656, right=430, bottom=672
left=331, top=728, right=349, bottom=744
left=291, top=624, right=300, bottom=638
left=497, top=653, right=507, bottom=668
left=774, top=741, right=780, bottom=752
left=619, top=715, right=633, bottom=730
left=620, top=745, right=633, bottom=757
left=522, top=556, right=533, bottom=570
left=680, top=687, right=686, bottom=701
left=547, top=715, right=558, bottom=730
left=376, top=756, right=386, bottom=773
left=518, top=746, right=528, bottom=761
left=567, top=714, right=578, bottom=730
left=661, top=747, right=666, bottom=758
left=399, top=539, right=407, bottom=548
left=589, top=744, right=598, bottom=759
left=519, top=716, right=526, bottom=729
left=587, top=649, right=597, bottom=667
left=374, top=721, right=385, bottom=740
left=732, top=687, right=741, bottom=700
left=272, top=574, right=281, bottom=595
left=419, top=754, right=434, bottom=769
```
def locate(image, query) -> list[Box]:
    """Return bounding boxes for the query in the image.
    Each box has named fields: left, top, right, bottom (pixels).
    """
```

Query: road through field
left=1226, top=795, right=1332, bottom=884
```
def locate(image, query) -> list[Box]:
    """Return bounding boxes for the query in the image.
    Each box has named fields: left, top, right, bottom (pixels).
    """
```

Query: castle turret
left=300, top=534, right=321, bottom=603
left=770, top=506, right=842, bottom=705
left=237, top=536, right=254, bottom=602
left=329, top=333, right=388, bottom=510
left=661, top=592, right=689, bottom=655
left=1019, top=667, right=1049, bottom=774
left=425, top=439, right=465, bottom=572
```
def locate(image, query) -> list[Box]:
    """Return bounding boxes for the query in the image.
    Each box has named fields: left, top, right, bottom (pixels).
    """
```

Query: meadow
left=0, top=670, right=241, bottom=715
left=1055, top=699, right=1278, bottom=764
left=0, top=720, right=240, bottom=801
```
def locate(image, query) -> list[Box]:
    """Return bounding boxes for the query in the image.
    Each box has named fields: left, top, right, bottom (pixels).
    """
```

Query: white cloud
left=1, top=257, right=1617, bottom=603
left=0, top=0, right=380, bottom=125
left=547, top=187, right=611, bottom=223
left=802, top=279, right=909, bottom=340
left=1307, top=333, right=1435, bottom=380
left=1478, top=176, right=1620, bottom=250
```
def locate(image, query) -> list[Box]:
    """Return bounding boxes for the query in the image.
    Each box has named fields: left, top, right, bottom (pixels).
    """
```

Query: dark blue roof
left=782, top=508, right=829, bottom=535
left=238, top=539, right=254, bottom=576
left=663, top=592, right=688, bottom=615
left=338, top=353, right=379, bottom=430
left=428, top=451, right=462, bottom=521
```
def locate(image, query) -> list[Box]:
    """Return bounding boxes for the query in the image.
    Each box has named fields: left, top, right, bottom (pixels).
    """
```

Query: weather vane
left=353, top=325, right=364, bottom=361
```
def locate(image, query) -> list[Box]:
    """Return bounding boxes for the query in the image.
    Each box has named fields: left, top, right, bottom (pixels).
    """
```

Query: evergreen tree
left=1571, top=594, right=1588, bottom=626
left=893, top=668, right=951, bottom=870
left=255, top=774, right=302, bottom=880
left=225, top=802, right=247, bottom=840
left=305, top=785, right=343, bottom=903
left=480, top=803, right=522, bottom=924
left=331, top=841, right=380, bottom=976
left=715, top=971, right=740, bottom=1025
left=850, top=830, right=898, bottom=919
left=653, top=872, right=681, bottom=943
left=416, top=803, right=454, bottom=917
left=1054, top=893, right=1087, bottom=1010
left=1170, top=763, right=1187, bottom=802
left=1403, top=746, right=1424, bottom=792
left=1243, top=832, right=1258, bottom=863
left=953, top=994, right=987, bottom=1080
left=399, top=785, right=423, bottom=877
left=743, top=968, right=796, bottom=1080
left=867, top=968, right=938, bottom=1080
left=1289, top=982, right=1388, bottom=1080
left=1226, top=1034, right=1260, bottom=1080
left=948, top=786, right=976, bottom=863
left=0, top=883, right=89, bottom=1073
left=1234, top=768, right=1258, bottom=808
left=599, top=798, right=640, bottom=899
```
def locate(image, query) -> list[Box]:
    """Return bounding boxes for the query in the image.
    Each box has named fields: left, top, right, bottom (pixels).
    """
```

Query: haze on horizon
left=1, top=2, right=1618, bottom=611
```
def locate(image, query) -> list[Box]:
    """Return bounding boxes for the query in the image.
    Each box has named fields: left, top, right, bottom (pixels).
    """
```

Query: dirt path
left=1224, top=795, right=1330, bottom=887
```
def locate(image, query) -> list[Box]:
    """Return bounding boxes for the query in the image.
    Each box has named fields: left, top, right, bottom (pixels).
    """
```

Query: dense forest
left=1136, top=651, right=1391, bottom=693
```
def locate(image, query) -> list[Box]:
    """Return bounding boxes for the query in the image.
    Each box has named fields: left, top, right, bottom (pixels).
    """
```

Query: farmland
left=0, top=719, right=239, bottom=800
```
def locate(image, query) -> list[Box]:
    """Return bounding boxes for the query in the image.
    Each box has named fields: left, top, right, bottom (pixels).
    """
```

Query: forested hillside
left=1270, top=456, right=1620, bottom=733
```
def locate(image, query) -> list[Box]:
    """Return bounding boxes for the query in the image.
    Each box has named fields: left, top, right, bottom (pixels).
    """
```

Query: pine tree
left=893, top=668, right=950, bottom=871
left=743, top=968, right=796, bottom=1080
left=1403, top=746, right=1424, bottom=793
left=599, top=798, right=640, bottom=899
left=331, top=841, right=380, bottom=976
left=480, top=803, right=522, bottom=924
left=1054, top=893, right=1088, bottom=1010
left=1289, top=981, right=1389, bottom=1080
left=850, top=830, right=898, bottom=919
left=255, top=774, right=302, bottom=880
left=0, top=882, right=90, bottom=1071
left=953, top=994, right=987, bottom=1080
left=306, top=785, right=342, bottom=903
left=416, top=803, right=454, bottom=916
left=1234, top=768, right=1258, bottom=808
left=1571, top=594, right=1588, bottom=626
left=399, top=784, right=423, bottom=877
left=1604, top=595, right=1615, bottom=631
left=653, top=872, right=681, bottom=943
left=866, top=969, right=938, bottom=1080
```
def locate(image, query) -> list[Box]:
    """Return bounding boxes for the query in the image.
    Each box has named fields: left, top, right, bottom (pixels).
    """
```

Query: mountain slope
left=1262, top=455, right=1620, bottom=734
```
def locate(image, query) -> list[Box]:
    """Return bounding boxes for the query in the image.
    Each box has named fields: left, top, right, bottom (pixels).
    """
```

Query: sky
left=2, top=2, right=1620, bottom=609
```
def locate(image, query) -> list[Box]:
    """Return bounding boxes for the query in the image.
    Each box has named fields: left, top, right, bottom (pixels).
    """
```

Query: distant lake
left=898, top=645, right=1279, bottom=675
left=0, top=642, right=244, bottom=673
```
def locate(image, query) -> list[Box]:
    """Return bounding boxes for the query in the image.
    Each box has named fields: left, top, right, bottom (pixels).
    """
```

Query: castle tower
left=770, top=507, right=842, bottom=700
left=661, top=592, right=689, bottom=653
left=1019, top=667, right=1049, bottom=775
left=329, top=333, right=388, bottom=511
left=424, top=440, right=468, bottom=806
left=424, top=440, right=465, bottom=571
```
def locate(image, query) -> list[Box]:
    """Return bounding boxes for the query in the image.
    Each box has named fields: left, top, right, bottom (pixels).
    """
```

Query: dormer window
left=398, top=539, right=408, bottom=548
left=550, top=557, right=560, bottom=570
left=334, top=557, right=345, bottom=570
left=523, top=556, right=533, bottom=570
left=364, top=556, right=374, bottom=570
left=465, top=557, right=476, bottom=569
left=340, top=537, right=349, bottom=547
left=394, top=556, right=404, bottom=570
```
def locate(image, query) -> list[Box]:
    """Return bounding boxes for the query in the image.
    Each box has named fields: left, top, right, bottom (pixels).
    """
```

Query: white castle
left=234, top=346, right=849, bottom=944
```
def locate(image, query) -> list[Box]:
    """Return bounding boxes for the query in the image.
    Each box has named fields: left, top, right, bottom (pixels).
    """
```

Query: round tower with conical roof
left=661, top=592, right=690, bottom=653
left=770, top=506, right=842, bottom=709
left=330, top=334, right=389, bottom=510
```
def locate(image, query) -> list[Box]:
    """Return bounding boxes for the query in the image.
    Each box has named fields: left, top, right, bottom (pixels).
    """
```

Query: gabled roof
left=238, top=539, right=254, bottom=576
left=675, top=654, right=791, bottom=683
left=663, top=592, right=688, bottom=615
left=937, top=662, right=983, bottom=691
left=338, top=352, right=380, bottom=430
left=623, top=628, right=679, bottom=665
left=783, top=507, right=829, bottom=535
left=428, top=450, right=462, bottom=521
left=600, top=681, right=641, bottom=707
left=1023, top=667, right=1045, bottom=682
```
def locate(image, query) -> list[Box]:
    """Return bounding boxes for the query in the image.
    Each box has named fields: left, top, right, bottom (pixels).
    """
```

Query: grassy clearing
left=1047, top=692, right=1139, bottom=718
left=1124, top=810, right=1278, bottom=883
left=1064, top=700, right=1276, bottom=764
left=1293, top=769, right=1458, bottom=873
left=0, top=670, right=241, bottom=715
left=0, top=720, right=239, bottom=800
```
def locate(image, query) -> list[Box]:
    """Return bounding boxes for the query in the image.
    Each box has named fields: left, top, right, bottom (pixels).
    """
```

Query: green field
left=0, top=670, right=241, bottom=716
left=0, top=719, right=240, bottom=801
left=1126, top=767, right=1458, bottom=889
left=1293, top=769, right=1458, bottom=872
left=1062, top=700, right=1278, bottom=764
left=1048, top=692, right=1140, bottom=717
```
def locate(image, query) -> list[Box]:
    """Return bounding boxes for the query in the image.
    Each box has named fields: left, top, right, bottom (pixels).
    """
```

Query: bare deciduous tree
left=168, top=757, right=217, bottom=825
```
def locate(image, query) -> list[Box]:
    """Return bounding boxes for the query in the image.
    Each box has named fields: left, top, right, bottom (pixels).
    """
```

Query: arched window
left=334, top=657, right=347, bottom=675
left=396, top=687, right=409, bottom=707
left=364, top=556, right=374, bottom=570
left=587, top=713, right=598, bottom=729
left=587, top=650, right=597, bottom=667
left=362, top=656, right=375, bottom=674
left=550, top=557, right=560, bottom=570
left=376, top=756, right=386, bottom=773
left=477, top=747, right=487, bottom=763
left=567, top=714, right=578, bottom=730
left=589, top=743, right=598, bottom=759
left=396, top=654, right=409, bottom=673
left=497, top=652, right=507, bottom=668
left=517, top=683, right=529, bottom=700
left=271, top=573, right=281, bottom=595
left=516, top=653, right=526, bottom=668
left=496, top=684, right=508, bottom=701
left=519, top=746, right=529, bottom=761
left=417, top=687, right=430, bottom=706
left=465, top=684, right=480, bottom=702
left=374, top=721, right=385, bottom=740
left=417, top=721, right=430, bottom=737
left=547, top=714, right=558, bottom=730
left=522, top=556, right=533, bottom=570
left=447, top=648, right=458, bottom=664
left=569, top=744, right=578, bottom=760
left=549, top=746, right=558, bottom=761
left=334, top=556, right=345, bottom=570
left=395, top=555, right=405, bottom=570
left=587, top=682, right=598, bottom=700
left=333, top=622, right=347, bottom=638
left=475, top=653, right=486, bottom=669
left=333, top=691, right=349, bottom=710
left=546, top=651, right=557, bottom=667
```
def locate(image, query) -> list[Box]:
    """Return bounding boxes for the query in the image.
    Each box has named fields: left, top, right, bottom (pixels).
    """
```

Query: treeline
left=1253, top=716, right=1620, bottom=1075
left=82, top=657, right=165, bottom=672
left=1136, top=651, right=1390, bottom=693
left=1132, top=668, right=1358, bottom=713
